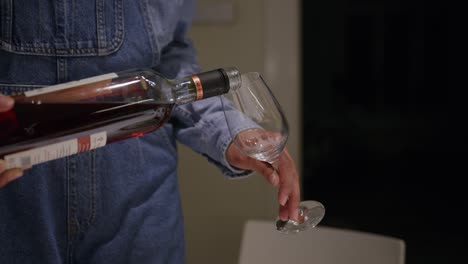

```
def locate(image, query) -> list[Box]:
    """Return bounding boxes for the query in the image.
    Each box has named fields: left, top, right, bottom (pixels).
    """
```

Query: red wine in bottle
left=0, top=67, right=241, bottom=169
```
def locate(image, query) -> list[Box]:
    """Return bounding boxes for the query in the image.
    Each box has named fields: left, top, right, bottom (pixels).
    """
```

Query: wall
left=177, top=0, right=300, bottom=263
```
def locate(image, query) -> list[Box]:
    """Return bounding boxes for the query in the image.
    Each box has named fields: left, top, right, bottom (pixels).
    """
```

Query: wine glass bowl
left=221, top=72, right=325, bottom=233
left=232, top=128, right=286, bottom=164
left=222, top=72, right=288, bottom=164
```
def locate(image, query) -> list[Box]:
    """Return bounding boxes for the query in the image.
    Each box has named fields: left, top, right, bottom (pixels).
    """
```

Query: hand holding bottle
left=0, top=94, right=14, bottom=112
left=0, top=94, right=24, bottom=188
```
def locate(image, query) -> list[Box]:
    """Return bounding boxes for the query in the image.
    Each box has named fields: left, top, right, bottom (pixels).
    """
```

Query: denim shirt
left=0, top=1, right=248, bottom=263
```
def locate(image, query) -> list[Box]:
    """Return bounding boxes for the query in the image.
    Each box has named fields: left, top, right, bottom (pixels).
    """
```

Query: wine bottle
left=0, top=67, right=241, bottom=169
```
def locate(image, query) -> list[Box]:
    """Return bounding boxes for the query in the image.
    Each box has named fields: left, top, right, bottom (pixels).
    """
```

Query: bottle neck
left=173, top=67, right=240, bottom=105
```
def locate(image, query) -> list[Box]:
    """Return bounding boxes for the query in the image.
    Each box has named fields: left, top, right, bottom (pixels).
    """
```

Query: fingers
left=226, top=142, right=279, bottom=186
left=278, top=203, right=289, bottom=221
left=276, top=149, right=300, bottom=221
left=0, top=160, right=24, bottom=188
left=0, top=94, right=14, bottom=112
left=268, top=170, right=280, bottom=187
left=285, top=186, right=300, bottom=221
left=251, top=161, right=279, bottom=187
left=226, top=141, right=301, bottom=221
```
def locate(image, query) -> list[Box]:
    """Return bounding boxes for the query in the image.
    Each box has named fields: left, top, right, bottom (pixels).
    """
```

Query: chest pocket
left=0, top=0, right=123, bottom=56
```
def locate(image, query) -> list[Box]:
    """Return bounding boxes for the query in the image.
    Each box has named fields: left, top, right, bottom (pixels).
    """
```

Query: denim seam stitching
left=0, top=0, right=12, bottom=42
left=159, top=127, right=177, bottom=156
left=140, top=0, right=161, bottom=66
left=96, top=0, right=107, bottom=53
left=84, top=150, right=98, bottom=229
left=0, top=84, right=45, bottom=87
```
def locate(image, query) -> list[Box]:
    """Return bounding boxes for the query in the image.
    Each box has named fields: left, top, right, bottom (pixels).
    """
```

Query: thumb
left=0, top=95, right=14, bottom=112
left=0, top=160, right=24, bottom=188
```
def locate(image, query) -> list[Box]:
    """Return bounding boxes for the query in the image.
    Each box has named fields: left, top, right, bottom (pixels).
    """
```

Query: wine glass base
left=276, top=200, right=325, bottom=234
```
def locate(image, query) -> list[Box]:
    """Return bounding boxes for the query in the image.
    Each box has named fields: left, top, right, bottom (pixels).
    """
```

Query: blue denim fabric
left=0, top=1, right=249, bottom=263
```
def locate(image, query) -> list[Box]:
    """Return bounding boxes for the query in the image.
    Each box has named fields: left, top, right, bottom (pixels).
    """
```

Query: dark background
left=301, top=1, right=466, bottom=263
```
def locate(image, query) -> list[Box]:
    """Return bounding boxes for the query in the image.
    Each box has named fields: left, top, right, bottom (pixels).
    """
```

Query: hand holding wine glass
left=223, top=72, right=325, bottom=234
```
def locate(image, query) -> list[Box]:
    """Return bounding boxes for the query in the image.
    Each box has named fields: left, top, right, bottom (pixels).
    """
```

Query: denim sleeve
left=154, top=0, right=252, bottom=178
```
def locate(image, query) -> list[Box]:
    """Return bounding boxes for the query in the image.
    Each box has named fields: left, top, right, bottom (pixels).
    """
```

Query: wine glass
left=220, top=72, right=325, bottom=234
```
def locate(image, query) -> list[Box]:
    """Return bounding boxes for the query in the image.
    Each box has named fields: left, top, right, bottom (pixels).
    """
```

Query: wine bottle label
left=191, top=75, right=204, bottom=100
left=4, top=132, right=107, bottom=169
left=24, top=73, right=118, bottom=97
